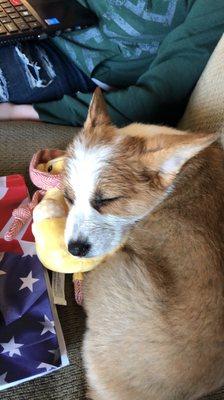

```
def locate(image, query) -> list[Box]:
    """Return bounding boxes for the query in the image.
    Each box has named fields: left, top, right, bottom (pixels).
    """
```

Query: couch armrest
left=179, top=34, right=224, bottom=133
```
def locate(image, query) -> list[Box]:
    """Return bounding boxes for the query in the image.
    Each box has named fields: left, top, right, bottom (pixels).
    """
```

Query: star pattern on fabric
left=0, top=372, right=8, bottom=385
left=39, top=315, right=56, bottom=335
left=0, top=337, right=23, bottom=357
left=37, top=362, right=57, bottom=372
left=19, top=271, right=39, bottom=292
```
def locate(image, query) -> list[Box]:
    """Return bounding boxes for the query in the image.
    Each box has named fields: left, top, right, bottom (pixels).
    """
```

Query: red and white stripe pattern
left=0, top=175, right=35, bottom=256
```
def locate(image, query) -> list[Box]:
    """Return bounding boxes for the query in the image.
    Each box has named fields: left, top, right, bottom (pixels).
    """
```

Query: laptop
left=0, top=0, right=98, bottom=45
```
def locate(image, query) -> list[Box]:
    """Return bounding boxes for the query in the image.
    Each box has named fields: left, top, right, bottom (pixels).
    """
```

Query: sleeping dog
left=63, top=88, right=224, bottom=400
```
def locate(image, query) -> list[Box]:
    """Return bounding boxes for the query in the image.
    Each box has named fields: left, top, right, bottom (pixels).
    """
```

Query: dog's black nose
left=68, top=240, right=91, bottom=257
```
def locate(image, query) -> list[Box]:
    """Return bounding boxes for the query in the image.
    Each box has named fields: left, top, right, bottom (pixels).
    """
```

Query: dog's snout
left=68, top=239, right=91, bottom=257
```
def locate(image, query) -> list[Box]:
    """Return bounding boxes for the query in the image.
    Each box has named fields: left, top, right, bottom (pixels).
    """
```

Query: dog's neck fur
left=124, top=145, right=224, bottom=286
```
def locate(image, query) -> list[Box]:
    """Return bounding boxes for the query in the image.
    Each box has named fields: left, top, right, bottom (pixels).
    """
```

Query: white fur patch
left=65, top=140, right=112, bottom=245
left=67, top=140, right=112, bottom=209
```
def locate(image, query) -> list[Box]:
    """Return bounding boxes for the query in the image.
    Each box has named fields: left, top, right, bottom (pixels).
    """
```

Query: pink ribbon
left=73, top=279, right=83, bottom=306
left=4, top=190, right=44, bottom=241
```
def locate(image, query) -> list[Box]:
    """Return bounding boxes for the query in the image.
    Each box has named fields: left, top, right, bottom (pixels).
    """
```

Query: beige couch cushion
left=179, top=34, right=224, bottom=134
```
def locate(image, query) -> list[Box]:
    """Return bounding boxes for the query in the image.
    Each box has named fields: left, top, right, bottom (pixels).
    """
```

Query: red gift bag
left=0, top=174, right=69, bottom=391
left=0, top=175, right=35, bottom=255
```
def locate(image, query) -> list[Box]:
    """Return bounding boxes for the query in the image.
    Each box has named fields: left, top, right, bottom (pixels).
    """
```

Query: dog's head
left=63, top=88, right=217, bottom=258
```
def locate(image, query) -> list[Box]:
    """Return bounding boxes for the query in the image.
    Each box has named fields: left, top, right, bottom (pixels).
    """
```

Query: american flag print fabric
left=0, top=175, right=69, bottom=390
left=0, top=174, right=35, bottom=256
left=0, top=253, right=69, bottom=391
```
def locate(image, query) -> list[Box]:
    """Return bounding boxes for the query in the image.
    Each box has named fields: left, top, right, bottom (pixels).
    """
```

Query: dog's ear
left=84, top=87, right=111, bottom=129
left=141, top=132, right=218, bottom=186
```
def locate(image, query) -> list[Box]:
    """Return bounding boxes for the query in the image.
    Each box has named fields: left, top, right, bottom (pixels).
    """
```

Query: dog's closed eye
left=91, top=195, right=123, bottom=212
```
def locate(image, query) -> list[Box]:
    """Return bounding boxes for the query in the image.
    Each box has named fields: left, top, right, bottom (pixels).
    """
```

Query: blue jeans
left=0, top=40, right=96, bottom=103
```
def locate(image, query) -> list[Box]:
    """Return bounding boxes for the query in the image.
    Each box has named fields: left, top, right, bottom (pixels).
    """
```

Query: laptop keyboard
left=0, top=0, right=42, bottom=35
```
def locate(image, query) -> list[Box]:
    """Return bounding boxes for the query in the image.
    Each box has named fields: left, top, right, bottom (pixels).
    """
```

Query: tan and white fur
left=63, top=88, right=224, bottom=400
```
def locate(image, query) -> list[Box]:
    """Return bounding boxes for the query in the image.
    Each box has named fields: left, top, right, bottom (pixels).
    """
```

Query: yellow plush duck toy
left=32, top=155, right=106, bottom=305
left=32, top=186, right=105, bottom=275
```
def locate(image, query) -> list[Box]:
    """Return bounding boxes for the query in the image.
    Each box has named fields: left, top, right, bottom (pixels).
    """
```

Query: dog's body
left=64, top=89, right=224, bottom=400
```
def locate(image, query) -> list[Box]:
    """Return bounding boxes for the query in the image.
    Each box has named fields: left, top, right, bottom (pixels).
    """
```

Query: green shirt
left=34, top=0, right=224, bottom=127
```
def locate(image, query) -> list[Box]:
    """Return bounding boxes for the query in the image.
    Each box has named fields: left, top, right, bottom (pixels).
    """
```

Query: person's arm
left=2, top=0, right=224, bottom=125
left=33, top=0, right=224, bottom=127
left=0, top=103, right=39, bottom=121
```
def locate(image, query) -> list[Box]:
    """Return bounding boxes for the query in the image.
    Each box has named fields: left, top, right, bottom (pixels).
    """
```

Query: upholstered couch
left=0, top=34, right=224, bottom=400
